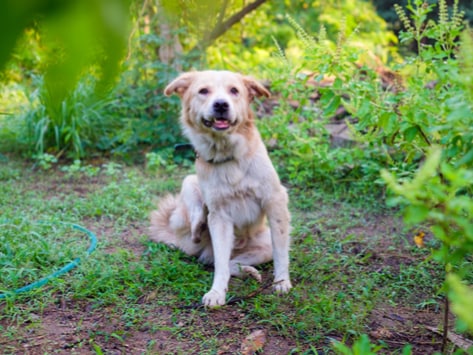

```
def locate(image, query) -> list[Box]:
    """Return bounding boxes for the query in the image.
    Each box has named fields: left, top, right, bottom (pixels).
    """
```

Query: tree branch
left=216, top=0, right=230, bottom=27
left=191, top=0, right=268, bottom=52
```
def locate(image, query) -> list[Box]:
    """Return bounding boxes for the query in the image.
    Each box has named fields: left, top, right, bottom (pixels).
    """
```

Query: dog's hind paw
left=202, top=289, right=226, bottom=307
left=273, top=279, right=292, bottom=294
left=241, top=265, right=262, bottom=282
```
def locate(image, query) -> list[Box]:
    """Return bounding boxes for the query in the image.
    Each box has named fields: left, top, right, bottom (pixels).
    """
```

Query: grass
left=0, top=156, right=448, bottom=354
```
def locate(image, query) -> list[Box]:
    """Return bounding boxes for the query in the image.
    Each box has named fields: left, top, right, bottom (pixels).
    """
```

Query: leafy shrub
left=372, top=0, right=473, bottom=340
left=261, top=19, right=400, bottom=196
left=332, top=334, right=412, bottom=355
left=16, top=75, right=118, bottom=159
left=262, top=0, right=471, bottom=196
left=264, top=1, right=473, bottom=339
left=382, top=147, right=473, bottom=335
left=101, top=58, right=183, bottom=159
left=5, top=55, right=184, bottom=160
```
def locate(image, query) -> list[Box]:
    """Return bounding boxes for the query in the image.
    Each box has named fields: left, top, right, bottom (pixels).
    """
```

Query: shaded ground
left=1, top=220, right=448, bottom=354
left=0, top=165, right=468, bottom=355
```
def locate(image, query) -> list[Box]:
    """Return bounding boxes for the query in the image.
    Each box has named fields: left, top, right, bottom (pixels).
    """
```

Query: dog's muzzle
left=201, top=99, right=235, bottom=131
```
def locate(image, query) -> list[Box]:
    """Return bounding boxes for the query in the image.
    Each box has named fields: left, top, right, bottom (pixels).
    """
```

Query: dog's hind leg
left=230, top=228, right=273, bottom=282
left=179, top=175, right=208, bottom=243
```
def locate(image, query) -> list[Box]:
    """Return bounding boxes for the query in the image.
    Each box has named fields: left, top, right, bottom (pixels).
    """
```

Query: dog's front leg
left=202, top=212, right=234, bottom=307
left=266, top=192, right=292, bottom=294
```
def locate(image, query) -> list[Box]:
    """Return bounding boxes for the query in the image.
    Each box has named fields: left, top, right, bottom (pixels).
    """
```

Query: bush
left=262, top=2, right=473, bottom=339
left=1, top=59, right=185, bottom=161
left=16, top=75, right=118, bottom=159
left=100, top=58, right=183, bottom=159
left=261, top=0, right=472, bottom=196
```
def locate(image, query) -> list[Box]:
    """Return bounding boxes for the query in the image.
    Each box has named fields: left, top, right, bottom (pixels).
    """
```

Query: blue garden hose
left=0, top=222, right=98, bottom=299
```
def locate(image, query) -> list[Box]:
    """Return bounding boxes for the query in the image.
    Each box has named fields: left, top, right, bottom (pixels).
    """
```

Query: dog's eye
left=199, top=88, right=209, bottom=95
left=230, top=87, right=239, bottom=95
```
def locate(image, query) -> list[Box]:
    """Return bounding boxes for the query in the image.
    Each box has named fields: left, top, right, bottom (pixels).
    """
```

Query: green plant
left=263, top=0, right=472, bottom=198
left=145, top=151, right=168, bottom=172
left=102, top=162, right=123, bottom=177
left=375, top=4, right=473, bottom=348
left=261, top=18, right=397, bottom=195
left=345, top=0, right=469, bottom=167
left=332, top=334, right=386, bottom=355
left=103, top=59, right=183, bottom=158
left=60, top=160, right=100, bottom=178
left=382, top=147, right=473, bottom=342
left=33, top=153, right=58, bottom=170
left=18, top=75, right=119, bottom=159
left=0, top=0, right=131, bottom=111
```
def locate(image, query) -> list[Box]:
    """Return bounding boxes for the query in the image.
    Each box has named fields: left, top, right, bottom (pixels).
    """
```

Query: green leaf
left=446, top=274, right=473, bottom=332
left=403, top=204, right=430, bottom=224
left=403, top=126, right=418, bottom=143
left=455, top=148, right=473, bottom=167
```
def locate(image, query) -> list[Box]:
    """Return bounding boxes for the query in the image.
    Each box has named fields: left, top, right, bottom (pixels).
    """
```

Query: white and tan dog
left=150, top=70, right=291, bottom=307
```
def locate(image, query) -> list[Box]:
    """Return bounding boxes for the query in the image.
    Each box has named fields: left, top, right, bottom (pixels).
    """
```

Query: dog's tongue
left=213, top=119, right=230, bottom=129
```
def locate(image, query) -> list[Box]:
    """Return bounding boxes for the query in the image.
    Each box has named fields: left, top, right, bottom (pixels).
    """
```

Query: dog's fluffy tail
left=150, top=195, right=205, bottom=256
left=150, top=194, right=182, bottom=246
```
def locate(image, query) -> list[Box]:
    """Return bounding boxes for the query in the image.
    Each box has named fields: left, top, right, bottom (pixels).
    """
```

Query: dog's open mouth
left=202, top=117, right=232, bottom=131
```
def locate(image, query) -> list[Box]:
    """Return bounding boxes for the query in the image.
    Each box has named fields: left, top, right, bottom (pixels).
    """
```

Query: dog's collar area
left=197, top=149, right=234, bottom=164
left=174, top=143, right=234, bottom=164
left=202, top=155, right=234, bottom=164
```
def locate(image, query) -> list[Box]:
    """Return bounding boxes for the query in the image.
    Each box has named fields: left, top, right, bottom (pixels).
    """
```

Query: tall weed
left=264, top=0, right=471, bottom=196
left=18, top=75, right=118, bottom=159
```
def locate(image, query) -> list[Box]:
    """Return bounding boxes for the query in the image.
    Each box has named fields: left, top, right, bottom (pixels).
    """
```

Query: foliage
left=261, top=0, right=471, bottom=195
left=100, top=59, right=183, bottom=159
left=33, top=153, right=58, bottom=170
left=382, top=147, right=473, bottom=332
left=60, top=160, right=101, bottom=178
left=332, top=334, right=412, bottom=355
left=206, top=0, right=399, bottom=74
left=259, top=17, right=400, bottom=195
left=0, top=0, right=131, bottom=108
left=447, top=274, right=473, bottom=332
left=2, top=41, right=184, bottom=160
left=15, top=75, right=119, bottom=159
left=373, top=0, right=473, bottom=340
left=375, top=0, right=473, bottom=32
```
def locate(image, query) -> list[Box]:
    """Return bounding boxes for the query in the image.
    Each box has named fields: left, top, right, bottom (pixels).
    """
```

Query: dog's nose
left=213, top=100, right=229, bottom=114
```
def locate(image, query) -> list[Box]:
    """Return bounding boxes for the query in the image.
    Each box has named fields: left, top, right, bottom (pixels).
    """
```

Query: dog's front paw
left=273, top=279, right=292, bottom=294
left=202, top=289, right=226, bottom=307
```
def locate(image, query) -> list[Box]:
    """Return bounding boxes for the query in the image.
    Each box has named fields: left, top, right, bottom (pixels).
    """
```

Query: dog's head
left=164, top=70, right=270, bottom=133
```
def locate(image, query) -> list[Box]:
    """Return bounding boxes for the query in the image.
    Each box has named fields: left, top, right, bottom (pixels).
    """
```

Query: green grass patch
left=0, top=158, right=449, bottom=353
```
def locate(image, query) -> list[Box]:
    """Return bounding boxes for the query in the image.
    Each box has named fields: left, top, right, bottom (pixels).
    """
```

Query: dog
left=150, top=70, right=292, bottom=307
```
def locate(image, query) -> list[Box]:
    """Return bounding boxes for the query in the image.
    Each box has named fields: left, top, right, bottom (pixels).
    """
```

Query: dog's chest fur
left=193, top=133, right=269, bottom=229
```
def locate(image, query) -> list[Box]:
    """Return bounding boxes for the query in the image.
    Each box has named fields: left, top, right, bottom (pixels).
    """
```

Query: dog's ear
left=164, top=72, right=196, bottom=97
left=243, top=76, right=271, bottom=100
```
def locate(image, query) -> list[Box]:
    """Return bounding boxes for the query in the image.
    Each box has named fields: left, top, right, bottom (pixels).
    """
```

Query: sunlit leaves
left=0, top=0, right=131, bottom=109
left=447, top=274, right=473, bottom=332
